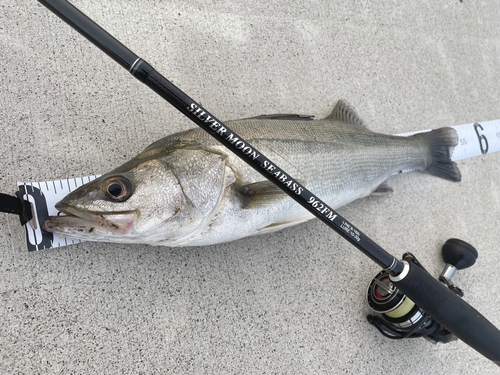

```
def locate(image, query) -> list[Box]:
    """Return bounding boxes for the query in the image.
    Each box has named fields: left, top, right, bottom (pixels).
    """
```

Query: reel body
left=367, top=240, right=478, bottom=344
left=367, top=263, right=455, bottom=343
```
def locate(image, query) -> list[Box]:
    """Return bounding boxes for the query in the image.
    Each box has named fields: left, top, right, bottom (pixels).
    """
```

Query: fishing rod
left=37, top=0, right=500, bottom=365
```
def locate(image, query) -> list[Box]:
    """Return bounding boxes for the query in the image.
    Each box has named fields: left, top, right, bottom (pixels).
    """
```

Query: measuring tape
left=18, top=176, right=100, bottom=251
left=17, top=120, right=500, bottom=252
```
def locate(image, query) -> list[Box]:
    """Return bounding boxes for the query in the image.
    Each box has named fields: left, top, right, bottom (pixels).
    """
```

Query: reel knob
left=439, top=239, right=478, bottom=297
left=441, top=238, right=478, bottom=270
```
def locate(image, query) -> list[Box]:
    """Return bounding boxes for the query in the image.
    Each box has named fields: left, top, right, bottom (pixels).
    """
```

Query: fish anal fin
left=371, top=181, right=393, bottom=196
left=240, top=114, right=315, bottom=121
left=237, top=181, right=288, bottom=209
left=257, top=212, right=314, bottom=235
left=327, top=99, right=367, bottom=128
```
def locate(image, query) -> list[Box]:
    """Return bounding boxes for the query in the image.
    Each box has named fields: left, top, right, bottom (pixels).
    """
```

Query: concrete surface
left=1, top=0, right=500, bottom=373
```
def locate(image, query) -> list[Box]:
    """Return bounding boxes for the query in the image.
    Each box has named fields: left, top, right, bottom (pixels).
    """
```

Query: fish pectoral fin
left=371, top=181, right=394, bottom=196
left=327, top=99, right=367, bottom=128
left=238, top=114, right=315, bottom=121
left=237, top=181, right=289, bottom=209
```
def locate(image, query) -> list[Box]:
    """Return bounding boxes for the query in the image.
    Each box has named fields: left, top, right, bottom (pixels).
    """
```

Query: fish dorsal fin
left=239, top=114, right=315, bottom=121
left=327, top=99, right=367, bottom=128
left=237, top=180, right=288, bottom=209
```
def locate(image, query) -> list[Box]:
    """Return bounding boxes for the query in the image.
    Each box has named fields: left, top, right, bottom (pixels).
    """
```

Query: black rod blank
left=37, top=0, right=400, bottom=272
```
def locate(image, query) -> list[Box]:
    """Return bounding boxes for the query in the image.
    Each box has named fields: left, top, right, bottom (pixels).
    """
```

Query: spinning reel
left=367, top=239, right=478, bottom=343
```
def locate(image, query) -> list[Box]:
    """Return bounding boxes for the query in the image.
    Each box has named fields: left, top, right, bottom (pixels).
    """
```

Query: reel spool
left=367, top=239, right=478, bottom=343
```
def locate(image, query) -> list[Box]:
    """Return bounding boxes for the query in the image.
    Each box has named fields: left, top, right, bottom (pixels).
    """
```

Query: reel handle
left=392, top=261, right=500, bottom=365
left=442, top=238, right=478, bottom=270
left=439, top=239, right=478, bottom=297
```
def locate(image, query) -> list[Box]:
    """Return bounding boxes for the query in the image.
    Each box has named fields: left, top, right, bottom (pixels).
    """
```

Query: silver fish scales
left=44, top=100, right=460, bottom=246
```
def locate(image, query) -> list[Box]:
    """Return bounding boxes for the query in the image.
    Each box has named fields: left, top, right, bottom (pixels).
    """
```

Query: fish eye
left=102, top=176, right=132, bottom=202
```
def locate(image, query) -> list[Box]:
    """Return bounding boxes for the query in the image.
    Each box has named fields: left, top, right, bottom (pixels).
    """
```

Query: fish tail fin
left=418, top=127, right=461, bottom=182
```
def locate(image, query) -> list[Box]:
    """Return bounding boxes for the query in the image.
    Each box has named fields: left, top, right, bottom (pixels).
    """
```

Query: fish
left=44, top=100, right=461, bottom=246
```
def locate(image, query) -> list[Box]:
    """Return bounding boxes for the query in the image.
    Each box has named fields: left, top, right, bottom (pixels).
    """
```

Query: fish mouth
left=44, top=203, right=135, bottom=236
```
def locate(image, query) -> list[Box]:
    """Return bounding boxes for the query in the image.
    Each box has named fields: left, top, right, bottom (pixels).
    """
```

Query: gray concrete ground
left=1, top=1, right=500, bottom=373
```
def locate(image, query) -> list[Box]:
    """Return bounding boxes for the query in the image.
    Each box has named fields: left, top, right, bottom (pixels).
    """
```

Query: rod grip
left=392, top=261, right=500, bottom=365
